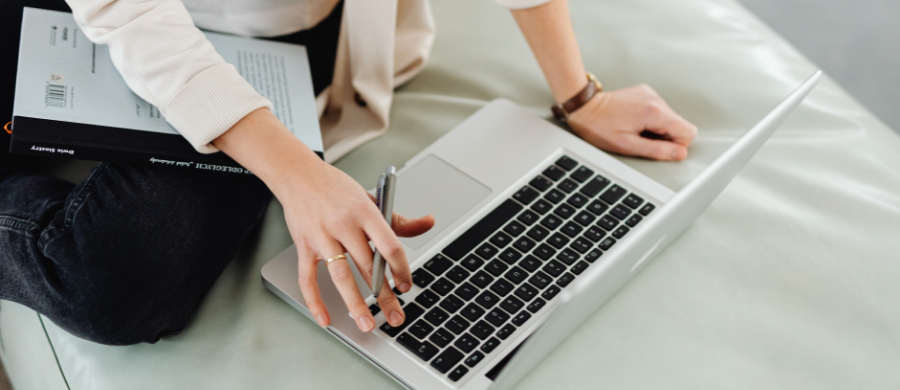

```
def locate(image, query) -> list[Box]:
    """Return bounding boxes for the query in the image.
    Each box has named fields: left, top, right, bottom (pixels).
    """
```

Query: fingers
left=617, top=133, right=689, bottom=161
left=363, top=211, right=413, bottom=293
left=296, top=244, right=330, bottom=328
left=319, top=238, right=376, bottom=332
left=339, top=230, right=407, bottom=327
left=392, top=213, right=435, bottom=237
left=643, top=96, right=698, bottom=148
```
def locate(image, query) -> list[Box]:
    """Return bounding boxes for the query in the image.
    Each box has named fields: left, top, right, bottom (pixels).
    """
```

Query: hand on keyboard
left=567, top=84, right=698, bottom=161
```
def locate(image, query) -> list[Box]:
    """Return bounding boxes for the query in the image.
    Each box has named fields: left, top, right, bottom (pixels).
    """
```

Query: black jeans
left=0, top=1, right=341, bottom=345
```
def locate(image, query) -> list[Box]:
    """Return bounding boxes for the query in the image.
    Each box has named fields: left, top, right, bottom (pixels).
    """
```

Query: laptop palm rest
left=394, top=154, right=491, bottom=250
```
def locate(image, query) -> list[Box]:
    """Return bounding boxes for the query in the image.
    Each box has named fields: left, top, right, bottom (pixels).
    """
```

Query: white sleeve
left=494, top=0, right=552, bottom=10
left=65, top=0, right=272, bottom=153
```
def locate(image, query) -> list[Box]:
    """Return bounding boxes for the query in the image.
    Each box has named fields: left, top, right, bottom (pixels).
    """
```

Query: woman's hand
left=566, top=85, right=698, bottom=161
left=213, top=108, right=434, bottom=333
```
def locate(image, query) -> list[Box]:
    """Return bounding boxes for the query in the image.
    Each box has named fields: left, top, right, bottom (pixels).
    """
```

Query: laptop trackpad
left=394, top=155, right=491, bottom=250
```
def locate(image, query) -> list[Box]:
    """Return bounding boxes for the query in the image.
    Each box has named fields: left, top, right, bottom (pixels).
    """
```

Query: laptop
left=262, top=71, right=822, bottom=389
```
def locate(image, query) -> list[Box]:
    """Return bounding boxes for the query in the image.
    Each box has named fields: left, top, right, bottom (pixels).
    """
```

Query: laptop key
left=600, top=185, right=627, bottom=205
left=597, top=216, right=618, bottom=231
left=585, top=248, right=603, bottom=263
left=369, top=304, right=381, bottom=316
left=639, top=203, right=656, bottom=216
left=512, top=311, right=532, bottom=326
left=557, top=179, right=578, bottom=193
left=471, top=320, right=496, bottom=340
left=544, top=189, right=566, bottom=204
left=397, top=333, right=439, bottom=361
left=526, top=298, right=547, bottom=313
left=446, top=266, right=471, bottom=284
left=496, top=324, right=516, bottom=340
left=490, top=278, right=515, bottom=296
left=430, top=328, right=455, bottom=348
left=566, top=193, right=588, bottom=208
left=533, top=244, right=557, bottom=261
left=514, top=284, right=539, bottom=302
left=481, top=337, right=501, bottom=353
left=513, top=186, right=540, bottom=205
left=465, top=351, right=486, bottom=367
left=612, top=225, right=629, bottom=239
left=489, top=232, right=513, bottom=249
left=412, top=269, right=435, bottom=288
left=611, top=204, right=631, bottom=220
left=539, top=215, right=562, bottom=230
left=500, top=296, right=524, bottom=314
left=548, top=233, right=570, bottom=249
left=443, top=199, right=522, bottom=260
left=504, top=267, right=528, bottom=285
left=561, top=221, right=583, bottom=238
left=572, top=261, right=590, bottom=275
left=461, top=303, right=486, bottom=322
left=513, top=236, right=537, bottom=253
left=455, top=333, right=479, bottom=353
left=380, top=303, right=425, bottom=337
left=553, top=204, right=575, bottom=219
left=455, top=282, right=479, bottom=301
left=503, top=220, right=527, bottom=237
left=471, top=270, right=495, bottom=288
left=415, top=289, right=440, bottom=308
left=583, top=226, right=604, bottom=242
left=543, top=260, right=566, bottom=277
left=570, top=166, right=594, bottom=183
left=623, top=193, right=644, bottom=209
left=556, top=249, right=578, bottom=265
left=448, top=366, right=469, bottom=382
left=543, top=165, right=566, bottom=181
left=432, top=278, right=455, bottom=296
left=555, top=156, right=578, bottom=171
left=424, top=254, right=453, bottom=276
left=475, top=291, right=500, bottom=309
left=528, top=271, right=552, bottom=289
left=518, top=255, right=542, bottom=273
left=531, top=199, right=553, bottom=215
left=571, top=237, right=591, bottom=253
left=516, top=210, right=539, bottom=226
left=476, top=243, right=499, bottom=260
left=409, top=320, right=435, bottom=339
left=574, top=211, right=596, bottom=226
left=527, top=225, right=551, bottom=241
left=586, top=200, right=610, bottom=215
left=425, top=307, right=450, bottom=326
left=461, top=255, right=485, bottom=272
left=599, top=237, right=617, bottom=250
left=431, top=347, right=465, bottom=373
left=484, top=260, right=509, bottom=277
left=529, top=176, right=554, bottom=192
left=625, top=214, right=643, bottom=227
left=485, top=308, right=510, bottom=327
left=440, top=295, right=464, bottom=314
left=499, top=248, right=523, bottom=264
left=541, top=285, right=561, bottom=301
left=446, top=315, right=471, bottom=335
left=557, top=273, right=576, bottom=288
left=579, top=175, right=611, bottom=197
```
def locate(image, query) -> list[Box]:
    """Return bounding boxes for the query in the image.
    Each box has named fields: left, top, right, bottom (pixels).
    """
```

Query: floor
left=0, top=1, right=896, bottom=389
left=738, top=0, right=900, bottom=133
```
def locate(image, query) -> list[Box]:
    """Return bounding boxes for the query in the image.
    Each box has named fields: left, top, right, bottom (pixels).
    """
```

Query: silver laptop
left=262, top=71, right=822, bottom=389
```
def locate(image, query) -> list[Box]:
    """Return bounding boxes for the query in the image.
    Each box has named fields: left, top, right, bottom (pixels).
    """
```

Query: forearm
left=511, top=0, right=586, bottom=104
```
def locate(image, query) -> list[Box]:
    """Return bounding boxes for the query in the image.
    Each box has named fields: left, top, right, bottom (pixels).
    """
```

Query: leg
left=0, top=163, right=272, bottom=345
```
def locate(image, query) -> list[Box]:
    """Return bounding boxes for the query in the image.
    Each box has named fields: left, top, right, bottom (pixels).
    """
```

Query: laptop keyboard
left=376, top=155, right=656, bottom=383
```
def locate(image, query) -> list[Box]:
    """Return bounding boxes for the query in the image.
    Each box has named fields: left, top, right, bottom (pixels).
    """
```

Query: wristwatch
left=551, top=72, right=602, bottom=123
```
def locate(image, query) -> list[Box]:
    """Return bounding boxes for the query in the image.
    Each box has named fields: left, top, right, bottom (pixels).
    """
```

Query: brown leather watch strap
left=552, top=72, right=602, bottom=123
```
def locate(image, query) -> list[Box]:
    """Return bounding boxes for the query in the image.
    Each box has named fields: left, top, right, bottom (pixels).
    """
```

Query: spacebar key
left=443, top=199, right=523, bottom=260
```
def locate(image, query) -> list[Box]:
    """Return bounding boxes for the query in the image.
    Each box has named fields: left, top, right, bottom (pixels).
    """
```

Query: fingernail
left=358, top=315, right=375, bottom=332
left=399, top=282, right=411, bottom=293
left=389, top=311, right=404, bottom=326
left=316, top=314, right=328, bottom=327
left=671, top=148, right=681, bottom=160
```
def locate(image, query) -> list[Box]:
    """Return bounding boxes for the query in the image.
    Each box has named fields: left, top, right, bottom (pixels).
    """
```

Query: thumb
left=616, top=133, right=688, bottom=161
left=391, top=213, right=435, bottom=238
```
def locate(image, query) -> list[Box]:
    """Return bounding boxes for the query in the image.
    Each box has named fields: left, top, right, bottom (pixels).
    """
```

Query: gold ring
left=325, top=254, right=347, bottom=265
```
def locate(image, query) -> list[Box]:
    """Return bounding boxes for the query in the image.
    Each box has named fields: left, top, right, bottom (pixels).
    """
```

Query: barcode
left=45, top=83, right=66, bottom=108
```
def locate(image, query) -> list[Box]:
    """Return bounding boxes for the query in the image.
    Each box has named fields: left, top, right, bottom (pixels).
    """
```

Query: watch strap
left=551, top=72, right=602, bottom=123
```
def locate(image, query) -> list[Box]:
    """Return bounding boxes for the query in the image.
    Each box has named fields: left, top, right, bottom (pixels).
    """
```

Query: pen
left=372, top=166, right=397, bottom=298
